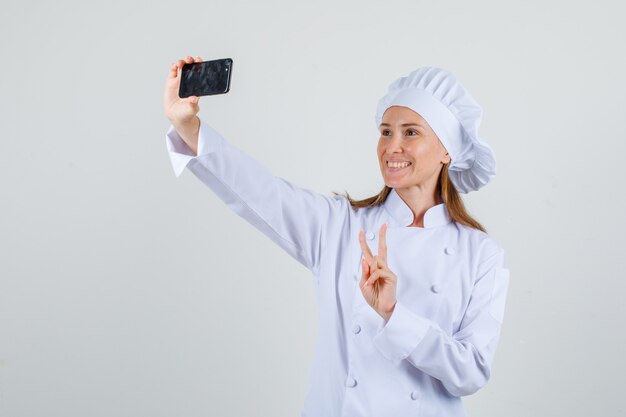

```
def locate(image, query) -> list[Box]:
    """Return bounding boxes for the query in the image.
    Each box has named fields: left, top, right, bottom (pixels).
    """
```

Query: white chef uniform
left=165, top=118, right=510, bottom=417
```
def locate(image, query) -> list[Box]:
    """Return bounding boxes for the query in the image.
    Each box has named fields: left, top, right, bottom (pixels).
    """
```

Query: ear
left=437, top=140, right=451, bottom=164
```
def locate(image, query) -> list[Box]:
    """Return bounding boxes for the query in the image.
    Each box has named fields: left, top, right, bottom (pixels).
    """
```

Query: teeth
left=388, top=161, right=411, bottom=168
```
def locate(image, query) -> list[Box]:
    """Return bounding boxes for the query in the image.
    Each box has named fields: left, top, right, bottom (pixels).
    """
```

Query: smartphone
left=178, top=58, right=233, bottom=98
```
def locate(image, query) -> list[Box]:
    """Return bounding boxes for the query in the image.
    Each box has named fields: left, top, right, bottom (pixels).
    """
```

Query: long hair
left=331, top=162, right=487, bottom=233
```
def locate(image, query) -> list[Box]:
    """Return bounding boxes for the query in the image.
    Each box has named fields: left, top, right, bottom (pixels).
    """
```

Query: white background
left=1, top=0, right=625, bottom=416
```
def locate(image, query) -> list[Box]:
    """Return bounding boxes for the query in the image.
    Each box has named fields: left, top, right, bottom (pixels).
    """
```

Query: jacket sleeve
left=372, top=246, right=510, bottom=397
left=165, top=118, right=344, bottom=275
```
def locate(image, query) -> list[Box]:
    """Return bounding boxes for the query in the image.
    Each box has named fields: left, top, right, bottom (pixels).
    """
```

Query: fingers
left=359, top=224, right=388, bottom=263
left=364, top=265, right=396, bottom=288
left=169, top=55, right=202, bottom=78
left=369, top=255, right=386, bottom=274
left=359, top=257, right=370, bottom=288
left=364, top=268, right=380, bottom=287
left=364, top=267, right=383, bottom=288
left=169, top=62, right=180, bottom=79
left=359, top=229, right=374, bottom=263
left=360, top=255, right=386, bottom=292
left=169, top=59, right=186, bottom=79
left=378, top=223, right=388, bottom=263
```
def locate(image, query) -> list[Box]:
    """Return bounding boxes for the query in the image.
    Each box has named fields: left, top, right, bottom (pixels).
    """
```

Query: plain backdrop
left=1, top=1, right=625, bottom=416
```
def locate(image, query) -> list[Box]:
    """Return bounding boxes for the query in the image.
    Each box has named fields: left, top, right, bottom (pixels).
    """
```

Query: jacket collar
left=383, top=188, right=452, bottom=228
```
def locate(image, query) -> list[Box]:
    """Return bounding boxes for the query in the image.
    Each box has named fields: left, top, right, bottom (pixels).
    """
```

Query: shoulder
left=327, top=193, right=354, bottom=214
left=328, top=193, right=381, bottom=218
left=321, top=193, right=363, bottom=228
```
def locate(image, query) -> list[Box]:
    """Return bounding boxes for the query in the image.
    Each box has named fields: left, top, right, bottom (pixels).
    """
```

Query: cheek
left=420, top=150, right=444, bottom=172
left=377, top=144, right=385, bottom=159
left=414, top=144, right=437, bottom=160
left=406, top=149, right=438, bottom=173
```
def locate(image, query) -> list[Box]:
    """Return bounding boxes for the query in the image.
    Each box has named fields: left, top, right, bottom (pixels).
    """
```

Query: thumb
left=187, top=96, right=200, bottom=113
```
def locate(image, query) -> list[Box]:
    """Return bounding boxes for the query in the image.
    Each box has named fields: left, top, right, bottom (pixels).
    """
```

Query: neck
left=394, top=185, right=442, bottom=228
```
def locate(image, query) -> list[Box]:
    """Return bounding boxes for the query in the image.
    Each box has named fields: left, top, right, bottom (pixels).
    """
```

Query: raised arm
left=163, top=56, right=346, bottom=275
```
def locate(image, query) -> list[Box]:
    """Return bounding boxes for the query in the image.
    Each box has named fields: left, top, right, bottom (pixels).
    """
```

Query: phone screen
left=178, top=58, right=233, bottom=98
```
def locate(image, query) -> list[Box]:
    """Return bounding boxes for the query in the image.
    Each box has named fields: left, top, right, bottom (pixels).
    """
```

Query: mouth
left=386, top=161, right=412, bottom=172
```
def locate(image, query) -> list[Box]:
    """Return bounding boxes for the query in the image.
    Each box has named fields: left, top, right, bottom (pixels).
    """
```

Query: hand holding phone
left=179, top=58, right=233, bottom=98
left=163, top=55, right=211, bottom=155
left=164, top=56, right=200, bottom=123
left=163, top=56, right=234, bottom=124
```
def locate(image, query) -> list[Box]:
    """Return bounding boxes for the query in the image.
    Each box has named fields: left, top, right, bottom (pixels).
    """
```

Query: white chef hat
left=374, top=66, right=496, bottom=194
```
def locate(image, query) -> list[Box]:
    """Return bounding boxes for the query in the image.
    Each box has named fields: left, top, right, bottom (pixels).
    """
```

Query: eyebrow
left=379, top=123, right=425, bottom=128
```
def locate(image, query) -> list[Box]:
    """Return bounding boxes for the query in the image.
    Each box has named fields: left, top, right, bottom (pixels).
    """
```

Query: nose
left=384, top=132, right=404, bottom=154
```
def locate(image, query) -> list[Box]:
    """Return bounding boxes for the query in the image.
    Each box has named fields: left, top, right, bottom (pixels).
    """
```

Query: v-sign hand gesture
left=359, top=223, right=398, bottom=322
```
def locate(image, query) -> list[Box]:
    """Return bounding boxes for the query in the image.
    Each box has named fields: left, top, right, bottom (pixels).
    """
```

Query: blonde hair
left=332, top=162, right=487, bottom=233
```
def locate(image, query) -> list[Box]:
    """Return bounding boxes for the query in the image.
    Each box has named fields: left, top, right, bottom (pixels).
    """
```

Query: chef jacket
left=165, top=118, right=510, bottom=417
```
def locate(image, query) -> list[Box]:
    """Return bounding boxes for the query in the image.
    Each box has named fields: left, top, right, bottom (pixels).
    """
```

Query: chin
left=383, top=178, right=405, bottom=189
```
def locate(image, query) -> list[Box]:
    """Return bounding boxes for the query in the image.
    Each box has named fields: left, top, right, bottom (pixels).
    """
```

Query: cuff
left=165, top=118, right=225, bottom=177
left=373, top=301, right=434, bottom=361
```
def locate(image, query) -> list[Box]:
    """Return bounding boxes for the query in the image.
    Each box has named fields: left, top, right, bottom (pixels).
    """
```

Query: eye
left=380, top=129, right=418, bottom=137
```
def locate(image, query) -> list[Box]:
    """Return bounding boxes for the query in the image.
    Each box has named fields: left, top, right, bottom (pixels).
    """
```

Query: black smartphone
left=178, top=58, right=233, bottom=98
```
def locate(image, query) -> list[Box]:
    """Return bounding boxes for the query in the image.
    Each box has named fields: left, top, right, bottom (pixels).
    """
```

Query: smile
left=387, top=161, right=412, bottom=169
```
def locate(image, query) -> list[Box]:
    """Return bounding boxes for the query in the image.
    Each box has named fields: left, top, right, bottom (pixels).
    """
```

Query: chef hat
left=374, top=66, right=496, bottom=194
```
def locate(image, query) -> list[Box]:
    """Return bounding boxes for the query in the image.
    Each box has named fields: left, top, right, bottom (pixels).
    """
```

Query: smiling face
left=377, top=106, right=451, bottom=195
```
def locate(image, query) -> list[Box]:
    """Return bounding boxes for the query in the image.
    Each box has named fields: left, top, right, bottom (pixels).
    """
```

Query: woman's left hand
left=358, top=223, right=397, bottom=321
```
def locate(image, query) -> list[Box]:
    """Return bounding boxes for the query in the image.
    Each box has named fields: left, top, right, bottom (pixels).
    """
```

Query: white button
left=431, top=284, right=441, bottom=293
left=445, top=247, right=456, bottom=255
left=352, top=324, right=361, bottom=334
left=346, top=377, right=357, bottom=387
left=411, top=390, right=419, bottom=400
left=366, top=231, right=375, bottom=240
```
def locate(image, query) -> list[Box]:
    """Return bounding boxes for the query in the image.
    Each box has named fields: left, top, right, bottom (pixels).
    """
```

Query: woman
left=163, top=56, right=510, bottom=417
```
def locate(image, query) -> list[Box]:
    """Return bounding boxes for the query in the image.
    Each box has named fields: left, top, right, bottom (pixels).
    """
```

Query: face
left=377, top=106, right=451, bottom=193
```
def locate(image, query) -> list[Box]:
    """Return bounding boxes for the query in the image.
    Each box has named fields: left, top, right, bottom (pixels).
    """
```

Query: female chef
left=163, top=56, right=510, bottom=417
